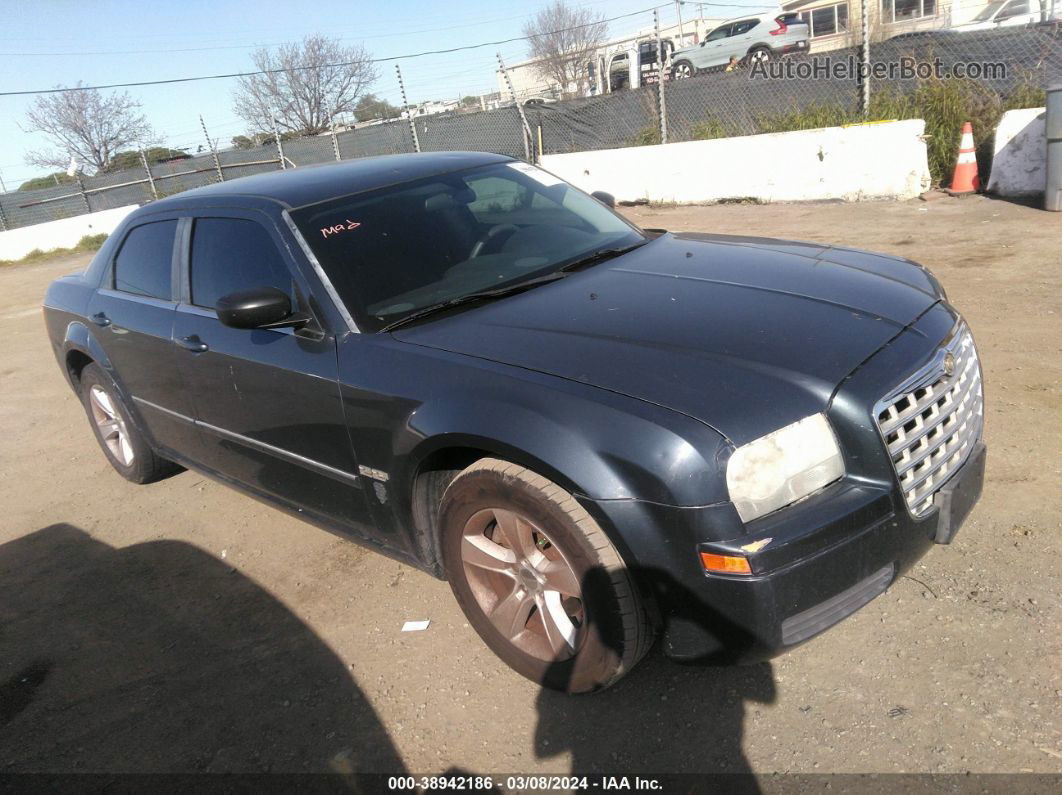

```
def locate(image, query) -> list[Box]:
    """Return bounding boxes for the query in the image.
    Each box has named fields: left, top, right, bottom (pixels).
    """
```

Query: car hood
left=393, top=233, right=942, bottom=445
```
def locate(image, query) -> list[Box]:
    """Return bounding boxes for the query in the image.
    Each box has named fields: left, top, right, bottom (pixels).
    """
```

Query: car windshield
left=289, top=162, right=644, bottom=332
left=972, top=0, right=1007, bottom=21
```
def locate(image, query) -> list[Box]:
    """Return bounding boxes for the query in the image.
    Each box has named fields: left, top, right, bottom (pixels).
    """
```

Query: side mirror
left=591, top=190, right=616, bottom=208
left=216, top=287, right=308, bottom=330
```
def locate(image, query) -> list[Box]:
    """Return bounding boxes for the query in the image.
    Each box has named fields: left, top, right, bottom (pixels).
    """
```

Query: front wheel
left=440, top=459, right=654, bottom=693
left=671, top=59, right=695, bottom=79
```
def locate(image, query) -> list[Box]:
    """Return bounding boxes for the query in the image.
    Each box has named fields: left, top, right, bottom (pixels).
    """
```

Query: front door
left=172, top=211, right=373, bottom=534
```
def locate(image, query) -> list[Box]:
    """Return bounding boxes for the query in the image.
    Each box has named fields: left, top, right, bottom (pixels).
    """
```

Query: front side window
left=113, top=219, right=177, bottom=300
left=190, top=217, right=294, bottom=310
left=706, top=25, right=732, bottom=42
left=996, top=0, right=1030, bottom=19
left=290, top=162, right=644, bottom=332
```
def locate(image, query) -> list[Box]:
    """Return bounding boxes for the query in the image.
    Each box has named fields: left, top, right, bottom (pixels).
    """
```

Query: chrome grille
left=875, top=325, right=984, bottom=516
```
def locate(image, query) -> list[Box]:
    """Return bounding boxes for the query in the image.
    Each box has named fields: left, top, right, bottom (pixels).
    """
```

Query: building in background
left=780, top=0, right=1055, bottom=54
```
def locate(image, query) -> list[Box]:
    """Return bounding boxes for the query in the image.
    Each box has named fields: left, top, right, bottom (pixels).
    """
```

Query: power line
left=0, top=7, right=653, bottom=96
left=0, top=4, right=770, bottom=97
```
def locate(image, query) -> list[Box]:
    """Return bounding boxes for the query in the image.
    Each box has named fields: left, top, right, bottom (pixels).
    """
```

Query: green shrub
left=689, top=115, right=737, bottom=140
left=630, top=125, right=662, bottom=146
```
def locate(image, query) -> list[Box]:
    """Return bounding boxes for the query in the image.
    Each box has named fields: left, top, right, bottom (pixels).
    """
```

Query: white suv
left=671, top=12, right=810, bottom=77
left=951, top=0, right=1057, bottom=31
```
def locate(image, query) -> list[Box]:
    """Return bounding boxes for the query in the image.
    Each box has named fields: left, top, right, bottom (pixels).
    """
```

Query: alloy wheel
left=89, top=385, right=134, bottom=467
left=460, top=507, right=585, bottom=662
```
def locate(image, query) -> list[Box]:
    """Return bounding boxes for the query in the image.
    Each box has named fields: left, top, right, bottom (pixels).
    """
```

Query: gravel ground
left=0, top=195, right=1059, bottom=778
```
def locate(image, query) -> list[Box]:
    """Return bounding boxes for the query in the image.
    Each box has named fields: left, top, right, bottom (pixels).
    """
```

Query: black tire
left=747, top=46, right=772, bottom=65
left=672, top=59, right=696, bottom=79
left=79, top=363, right=180, bottom=484
left=440, top=458, right=654, bottom=693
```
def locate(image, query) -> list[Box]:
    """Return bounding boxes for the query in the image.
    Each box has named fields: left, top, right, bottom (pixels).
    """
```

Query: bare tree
left=522, top=1, right=607, bottom=98
left=233, top=35, right=378, bottom=136
left=22, top=84, right=153, bottom=174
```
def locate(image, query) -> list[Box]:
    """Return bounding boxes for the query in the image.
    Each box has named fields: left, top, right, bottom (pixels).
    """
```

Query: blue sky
left=0, top=0, right=768, bottom=187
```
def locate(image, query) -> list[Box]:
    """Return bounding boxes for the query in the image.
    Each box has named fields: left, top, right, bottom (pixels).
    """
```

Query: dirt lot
left=1, top=195, right=1059, bottom=777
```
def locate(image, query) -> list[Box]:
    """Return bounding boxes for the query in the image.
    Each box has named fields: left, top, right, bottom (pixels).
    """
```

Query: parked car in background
left=44, top=153, right=985, bottom=693
left=950, top=0, right=1056, bottom=31
left=671, top=12, right=809, bottom=77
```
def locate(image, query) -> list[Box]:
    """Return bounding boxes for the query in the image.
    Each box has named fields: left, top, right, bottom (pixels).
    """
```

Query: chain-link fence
left=2, top=9, right=1060, bottom=231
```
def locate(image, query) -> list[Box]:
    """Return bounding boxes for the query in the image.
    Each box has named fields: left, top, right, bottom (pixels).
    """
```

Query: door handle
left=90, top=312, right=111, bottom=327
left=176, top=335, right=208, bottom=353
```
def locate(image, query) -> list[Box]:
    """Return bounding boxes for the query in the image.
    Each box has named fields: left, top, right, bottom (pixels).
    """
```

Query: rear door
left=725, top=18, right=762, bottom=61
left=172, top=210, right=374, bottom=534
left=86, top=216, right=199, bottom=458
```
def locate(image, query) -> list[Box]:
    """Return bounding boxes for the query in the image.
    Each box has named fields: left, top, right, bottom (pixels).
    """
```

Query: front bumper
left=583, top=441, right=985, bottom=663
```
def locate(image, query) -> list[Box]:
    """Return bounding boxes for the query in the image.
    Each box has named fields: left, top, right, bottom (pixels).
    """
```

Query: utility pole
left=395, top=64, right=421, bottom=154
left=674, top=1, right=686, bottom=47
left=0, top=170, right=7, bottom=193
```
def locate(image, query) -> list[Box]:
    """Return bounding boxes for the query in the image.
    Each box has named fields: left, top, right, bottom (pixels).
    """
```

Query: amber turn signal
left=700, top=552, right=752, bottom=575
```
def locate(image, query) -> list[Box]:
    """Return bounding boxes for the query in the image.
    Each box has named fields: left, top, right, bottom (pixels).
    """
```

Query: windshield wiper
left=378, top=272, right=567, bottom=333
left=556, top=240, right=649, bottom=273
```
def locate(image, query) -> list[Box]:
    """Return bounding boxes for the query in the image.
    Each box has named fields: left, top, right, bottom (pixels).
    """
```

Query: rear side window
left=190, top=218, right=294, bottom=309
left=732, top=20, right=760, bottom=35
left=113, top=220, right=177, bottom=300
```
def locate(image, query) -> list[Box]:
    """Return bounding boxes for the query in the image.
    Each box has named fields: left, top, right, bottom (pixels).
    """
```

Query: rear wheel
left=80, top=363, right=179, bottom=484
left=672, top=59, right=695, bottom=79
left=440, top=458, right=653, bottom=693
left=747, top=46, right=772, bottom=64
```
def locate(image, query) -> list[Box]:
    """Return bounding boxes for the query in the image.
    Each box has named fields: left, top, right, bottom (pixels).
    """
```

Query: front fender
left=338, top=337, right=733, bottom=569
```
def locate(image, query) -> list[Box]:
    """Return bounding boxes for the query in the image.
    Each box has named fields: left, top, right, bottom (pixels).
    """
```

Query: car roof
left=150, top=151, right=515, bottom=211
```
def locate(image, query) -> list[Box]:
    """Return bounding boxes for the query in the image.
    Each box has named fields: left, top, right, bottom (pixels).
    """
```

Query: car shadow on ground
left=0, top=523, right=404, bottom=775
left=534, top=566, right=777, bottom=790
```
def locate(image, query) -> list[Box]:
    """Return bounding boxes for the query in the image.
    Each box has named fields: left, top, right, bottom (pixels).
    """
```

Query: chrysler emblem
left=943, top=352, right=955, bottom=377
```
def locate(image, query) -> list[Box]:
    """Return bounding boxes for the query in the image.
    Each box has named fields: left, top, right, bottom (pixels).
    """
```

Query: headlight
left=726, top=413, right=844, bottom=523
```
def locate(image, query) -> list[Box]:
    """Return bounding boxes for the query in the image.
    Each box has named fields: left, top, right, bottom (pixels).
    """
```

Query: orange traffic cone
left=947, top=122, right=980, bottom=196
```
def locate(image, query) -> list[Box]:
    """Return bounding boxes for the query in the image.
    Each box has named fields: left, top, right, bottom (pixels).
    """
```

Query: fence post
left=139, top=147, right=158, bottom=200
left=200, top=115, right=224, bottom=181
left=271, top=110, right=288, bottom=170
left=859, top=0, right=871, bottom=118
left=497, top=53, right=534, bottom=163
left=395, top=64, right=421, bottom=153
left=75, top=174, right=91, bottom=213
left=330, top=115, right=342, bottom=161
left=655, top=8, right=668, bottom=145
left=0, top=199, right=7, bottom=232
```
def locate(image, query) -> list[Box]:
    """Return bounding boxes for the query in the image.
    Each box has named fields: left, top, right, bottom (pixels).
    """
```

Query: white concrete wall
left=0, top=204, right=138, bottom=261
left=540, top=119, right=930, bottom=204
left=986, top=107, right=1046, bottom=197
